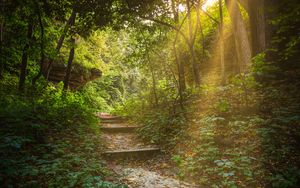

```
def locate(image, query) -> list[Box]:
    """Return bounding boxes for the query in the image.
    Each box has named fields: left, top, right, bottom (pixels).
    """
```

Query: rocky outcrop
left=42, top=59, right=101, bottom=89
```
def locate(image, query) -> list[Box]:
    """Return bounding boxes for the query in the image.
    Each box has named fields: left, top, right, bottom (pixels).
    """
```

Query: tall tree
left=63, top=38, right=75, bottom=90
left=18, top=20, right=33, bottom=92
left=63, top=9, right=76, bottom=90
left=219, top=0, right=225, bottom=83
left=31, top=0, right=45, bottom=85
left=225, top=0, right=251, bottom=72
left=249, top=0, right=266, bottom=56
left=148, top=54, right=158, bottom=106
left=0, top=19, right=4, bottom=79
left=187, top=0, right=201, bottom=86
left=171, top=0, right=186, bottom=100
left=128, top=0, right=201, bottom=86
left=238, top=0, right=266, bottom=56
left=46, top=10, right=76, bottom=80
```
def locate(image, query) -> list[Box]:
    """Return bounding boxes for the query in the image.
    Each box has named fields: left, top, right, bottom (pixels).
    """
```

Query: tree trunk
left=238, top=0, right=266, bottom=56
left=196, top=2, right=205, bottom=59
left=63, top=38, right=75, bottom=90
left=178, top=58, right=186, bottom=92
left=171, top=0, right=186, bottom=92
left=265, top=0, right=279, bottom=55
left=18, top=21, right=33, bottom=92
left=46, top=10, right=76, bottom=79
left=146, top=51, right=158, bottom=106
left=0, top=19, right=4, bottom=79
left=186, top=0, right=200, bottom=86
left=171, top=0, right=185, bottom=109
left=56, top=11, right=76, bottom=51
left=219, top=0, right=226, bottom=84
left=32, top=0, right=45, bottom=85
left=150, top=66, right=158, bottom=106
left=249, top=0, right=266, bottom=56
left=190, top=46, right=200, bottom=85
left=225, top=0, right=251, bottom=72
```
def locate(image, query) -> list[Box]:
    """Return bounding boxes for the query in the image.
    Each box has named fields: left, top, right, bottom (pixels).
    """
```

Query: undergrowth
left=171, top=72, right=300, bottom=187
left=0, top=76, right=127, bottom=188
left=115, top=56, right=300, bottom=187
left=136, top=110, right=187, bottom=148
left=113, top=84, right=189, bottom=149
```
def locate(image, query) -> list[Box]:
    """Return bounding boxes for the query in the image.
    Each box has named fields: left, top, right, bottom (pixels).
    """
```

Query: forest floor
left=99, top=113, right=198, bottom=188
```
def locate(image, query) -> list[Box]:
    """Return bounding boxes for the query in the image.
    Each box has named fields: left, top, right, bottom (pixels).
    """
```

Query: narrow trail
left=98, top=113, right=197, bottom=188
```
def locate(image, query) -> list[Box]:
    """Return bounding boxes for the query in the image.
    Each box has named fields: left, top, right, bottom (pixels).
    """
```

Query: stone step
left=101, top=123, right=135, bottom=127
left=101, top=126, right=140, bottom=133
left=100, top=116, right=123, bottom=120
left=102, top=148, right=161, bottom=159
left=100, top=118, right=126, bottom=124
left=97, top=113, right=125, bottom=121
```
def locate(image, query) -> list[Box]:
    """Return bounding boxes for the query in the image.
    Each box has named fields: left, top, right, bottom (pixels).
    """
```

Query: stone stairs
left=99, top=113, right=160, bottom=159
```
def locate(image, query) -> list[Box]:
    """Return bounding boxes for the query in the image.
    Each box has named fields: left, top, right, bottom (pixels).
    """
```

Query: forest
left=0, top=0, right=300, bottom=187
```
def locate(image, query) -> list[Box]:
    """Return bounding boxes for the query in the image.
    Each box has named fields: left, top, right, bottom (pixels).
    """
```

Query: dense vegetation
left=1, top=0, right=299, bottom=187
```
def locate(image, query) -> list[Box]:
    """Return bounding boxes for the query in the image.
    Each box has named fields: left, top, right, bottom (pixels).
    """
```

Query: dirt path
left=98, top=113, right=197, bottom=188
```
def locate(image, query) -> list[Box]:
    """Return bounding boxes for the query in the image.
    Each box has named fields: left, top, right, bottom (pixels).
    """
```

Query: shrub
left=0, top=77, right=125, bottom=187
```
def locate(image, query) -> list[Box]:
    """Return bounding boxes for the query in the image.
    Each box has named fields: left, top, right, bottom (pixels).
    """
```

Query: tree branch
left=200, top=8, right=219, bottom=24
left=138, top=16, right=191, bottom=47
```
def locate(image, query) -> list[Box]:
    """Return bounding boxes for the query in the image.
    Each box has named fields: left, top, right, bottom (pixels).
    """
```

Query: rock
left=41, top=58, right=101, bottom=89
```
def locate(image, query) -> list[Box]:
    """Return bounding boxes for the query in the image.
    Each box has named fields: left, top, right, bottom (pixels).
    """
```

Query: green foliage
left=252, top=53, right=279, bottom=77
left=230, top=74, right=258, bottom=91
left=0, top=77, right=125, bottom=187
left=219, top=73, right=261, bottom=112
left=74, top=29, right=123, bottom=70
left=113, top=96, right=144, bottom=117
left=215, top=98, right=230, bottom=113
left=171, top=73, right=300, bottom=187
left=171, top=155, right=185, bottom=179
left=136, top=110, right=187, bottom=148
left=82, top=73, right=126, bottom=113
left=270, top=0, right=300, bottom=62
left=171, top=115, right=267, bottom=187
left=270, top=167, right=300, bottom=188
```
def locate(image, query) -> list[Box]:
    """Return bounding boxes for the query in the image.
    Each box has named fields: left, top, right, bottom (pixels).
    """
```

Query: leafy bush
left=171, top=115, right=267, bottom=187
left=136, top=110, right=187, bottom=148
left=252, top=53, right=279, bottom=78
left=113, top=96, right=144, bottom=117
left=0, top=77, right=126, bottom=187
left=215, top=98, right=230, bottom=113
left=170, top=70, right=300, bottom=187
